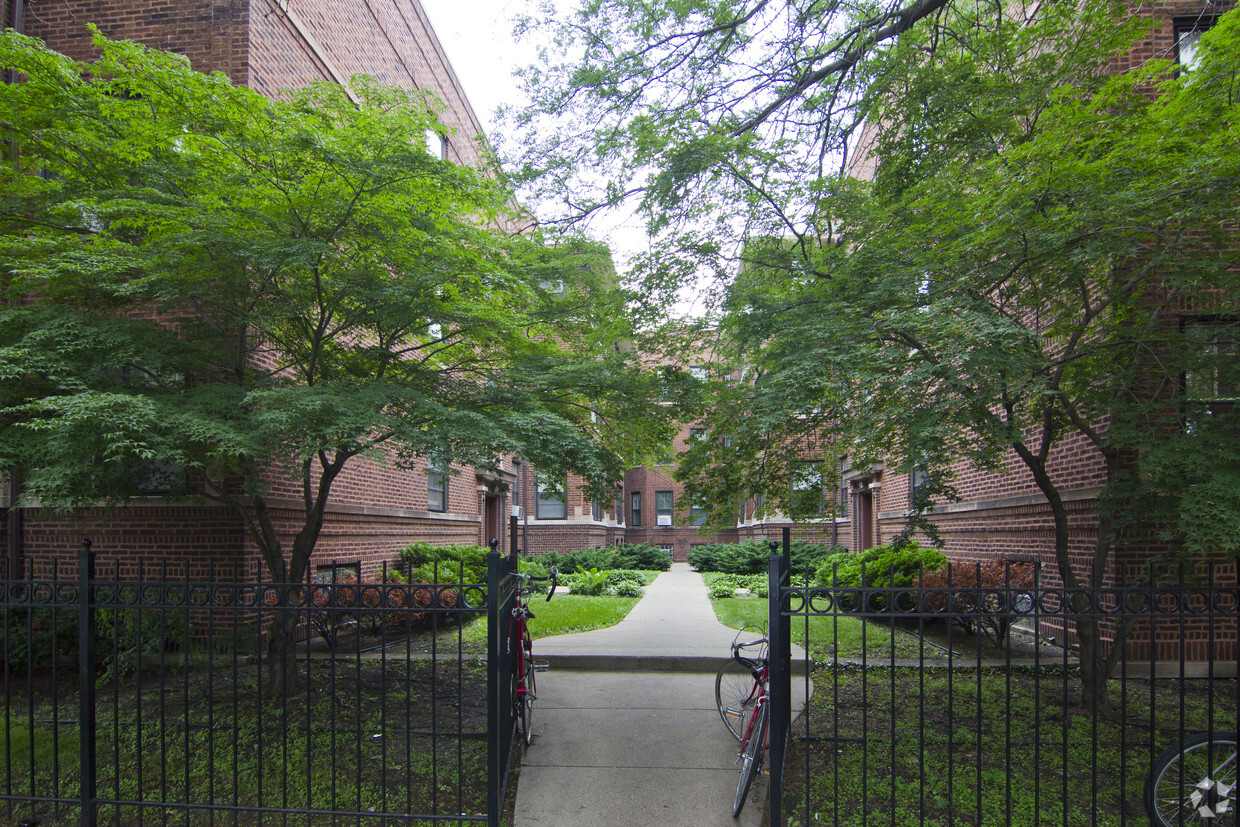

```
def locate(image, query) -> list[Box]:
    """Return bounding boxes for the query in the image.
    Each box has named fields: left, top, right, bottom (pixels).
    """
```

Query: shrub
left=741, top=574, right=769, bottom=598
left=919, top=561, right=1037, bottom=647
left=566, top=567, right=612, bottom=596
left=3, top=599, right=79, bottom=674
left=96, top=599, right=189, bottom=684
left=709, top=574, right=742, bottom=599
left=604, top=570, right=645, bottom=596
left=398, top=542, right=490, bottom=583
left=815, top=542, right=947, bottom=611
left=689, top=541, right=843, bottom=575
left=616, top=543, right=672, bottom=571
left=815, top=542, right=947, bottom=589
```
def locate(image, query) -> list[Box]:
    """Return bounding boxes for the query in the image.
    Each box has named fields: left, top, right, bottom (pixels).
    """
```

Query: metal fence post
left=486, top=542, right=502, bottom=827
left=77, top=539, right=97, bottom=827
left=767, top=531, right=791, bottom=827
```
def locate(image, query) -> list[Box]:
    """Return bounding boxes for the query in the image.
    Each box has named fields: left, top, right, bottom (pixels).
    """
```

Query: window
left=658, top=544, right=674, bottom=560
left=425, top=129, right=447, bottom=159
left=754, top=495, right=765, bottom=520
left=615, top=485, right=624, bottom=525
left=790, top=462, right=824, bottom=517
left=690, top=503, right=708, bottom=526
left=838, top=457, right=849, bottom=518
left=539, top=278, right=566, bottom=296
left=427, top=453, right=448, bottom=512
left=630, top=491, right=642, bottom=526
left=689, top=427, right=706, bottom=443
left=910, top=466, right=929, bottom=508
left=1174, top=15, right=1217, bottom=71
left=511, top=461, right=522, bottom=509
left=656, top=490, right=674, bottom=526
left=536, top=474, right=568, bottom=519
left=592, top=500, right=603, bottom=521
left=1184, top=319, right=1239, bottom=432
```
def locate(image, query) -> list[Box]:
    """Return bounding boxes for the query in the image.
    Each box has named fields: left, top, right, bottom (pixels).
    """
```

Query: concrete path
left=512, top=563, right=810, bottom=826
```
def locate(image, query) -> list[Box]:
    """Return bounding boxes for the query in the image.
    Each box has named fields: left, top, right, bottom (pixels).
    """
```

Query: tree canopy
left=511, top=0, right=1240, bottom=573
left=0, top=31, right=676, bottom=588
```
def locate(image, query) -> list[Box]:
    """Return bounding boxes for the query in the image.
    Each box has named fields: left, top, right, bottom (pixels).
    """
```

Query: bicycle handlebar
left=731, top=637, right=768, bottom=670
left=514, top=567, right=558, bottom=601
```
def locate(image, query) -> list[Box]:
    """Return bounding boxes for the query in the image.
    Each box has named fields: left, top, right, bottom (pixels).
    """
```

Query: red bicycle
left=510, top=566, right=557, bottom=745
left=716, top=632, right=770, bottom=816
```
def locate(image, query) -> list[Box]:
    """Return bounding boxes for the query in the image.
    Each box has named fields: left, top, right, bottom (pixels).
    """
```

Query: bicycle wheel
left=520, top=657, right=536, bottom=745
left=716, top=659, right=757, bottom=741
left=733, top=703, right=768, bottom=818
left=1145, top=732, right=1238, bottom=827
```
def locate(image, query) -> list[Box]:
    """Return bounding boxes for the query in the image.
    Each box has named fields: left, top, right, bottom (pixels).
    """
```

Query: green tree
left=0, top=31, right=675, bottom=693
left=514, top=0, right=1240, bottom=704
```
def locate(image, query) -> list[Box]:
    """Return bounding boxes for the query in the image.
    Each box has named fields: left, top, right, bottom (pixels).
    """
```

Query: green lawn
left=526, top=594, right=642, bottom=639
left=701, top=572, right=924, bottom=659
left=450, top=570, right=657, bottom=645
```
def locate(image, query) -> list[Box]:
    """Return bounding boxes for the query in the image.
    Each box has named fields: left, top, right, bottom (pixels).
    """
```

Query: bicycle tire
left=733, top=703, right=768, bottom=818
left=716, top=658, right=758, bottom=741
left=1145, top=732, right=1239, bottom=827
left=521, top=654, right=536, bottom=745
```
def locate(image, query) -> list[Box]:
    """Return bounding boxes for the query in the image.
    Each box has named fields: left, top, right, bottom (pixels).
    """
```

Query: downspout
left=520, top=463, right=529, bottom=555
left=5, top=0, right=24, bottom=580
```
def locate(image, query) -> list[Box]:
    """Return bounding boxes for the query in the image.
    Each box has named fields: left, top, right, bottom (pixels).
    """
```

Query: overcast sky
left=421, top=0, right=532, bottom=134
left=420, top=0, right=705, bottom=312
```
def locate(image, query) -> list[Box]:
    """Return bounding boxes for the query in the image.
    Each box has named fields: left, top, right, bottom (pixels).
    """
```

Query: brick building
left=0, top=0, right=519, bottom=581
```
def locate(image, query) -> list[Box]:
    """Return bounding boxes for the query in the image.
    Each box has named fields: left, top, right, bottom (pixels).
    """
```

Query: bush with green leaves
left=815, top=542, right=947, bottom=611
left=564, top=567, right=612, bottom=596
left=604, top=570, right=646, bottom=596
left=615, top=543, right=672, bottom=571
left=709, top=574, right=742, bottom=598
left=689, top=540, right=843, bottom=575
left=95, top=601, right=189, bottom=684
left=3, top=600, right=79, bottom=673
left=560, top=566, right=647, bottom=597
left=399, top=542, right=490, bottom=583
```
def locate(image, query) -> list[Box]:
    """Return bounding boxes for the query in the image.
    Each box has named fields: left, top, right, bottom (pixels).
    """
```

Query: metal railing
left=3, top=537, right=523, bottom=827
left=765, top=533, right=1240, bottom=826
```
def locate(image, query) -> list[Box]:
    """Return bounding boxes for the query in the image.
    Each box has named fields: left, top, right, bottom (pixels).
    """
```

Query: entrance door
left=484, top=494, right=502, bottom=548
left=857, top=488, right=874, bottom=550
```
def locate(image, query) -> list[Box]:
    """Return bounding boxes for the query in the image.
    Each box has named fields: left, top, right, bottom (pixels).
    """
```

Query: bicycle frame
left=508, top=567, right=557, bottom=746
left=731, top=637, right=771, bottom=817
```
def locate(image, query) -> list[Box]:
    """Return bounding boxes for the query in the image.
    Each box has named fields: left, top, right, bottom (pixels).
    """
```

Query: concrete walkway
left=512, top=564, right=810, bottom=826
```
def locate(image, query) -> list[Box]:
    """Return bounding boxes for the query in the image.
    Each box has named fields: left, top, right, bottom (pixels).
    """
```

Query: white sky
left=420, top=0, right=532, bottom=134
left=421, top=0, right=708, bottom=316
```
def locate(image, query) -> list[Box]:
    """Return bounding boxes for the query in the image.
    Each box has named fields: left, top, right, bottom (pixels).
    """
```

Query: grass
left=428, top=570, right=658, bottom=649
left=527, top=594, right=642, bottom=639
left=3, top=658, right=491, bottom=826
left=702, top=572, right=924, bottom=659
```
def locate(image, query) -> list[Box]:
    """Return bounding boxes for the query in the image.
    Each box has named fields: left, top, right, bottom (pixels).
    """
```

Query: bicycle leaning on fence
left=1144, top=732, right=1238, bottom=826
left=715, top=629, right=770, bottom=817
left=510, top=565, right=557, bottom=746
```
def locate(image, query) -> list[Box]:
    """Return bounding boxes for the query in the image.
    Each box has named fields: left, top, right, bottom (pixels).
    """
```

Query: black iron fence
left=765, top=538, right=1239, bottom=827
left=2, top=539, right=523, bottom=827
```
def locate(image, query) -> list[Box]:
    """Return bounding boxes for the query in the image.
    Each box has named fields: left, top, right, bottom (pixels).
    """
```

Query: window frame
left=655, top=490, right=674, bottom=526
left=1173, top=15, right=1218, bottom=71
left=790, top=461, right=825, bottom=518
left=630, top=490, right=642, bottom=526
left=535, top=473, right=568, bottom=520
left=427, top=452, right=448, bottom=513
